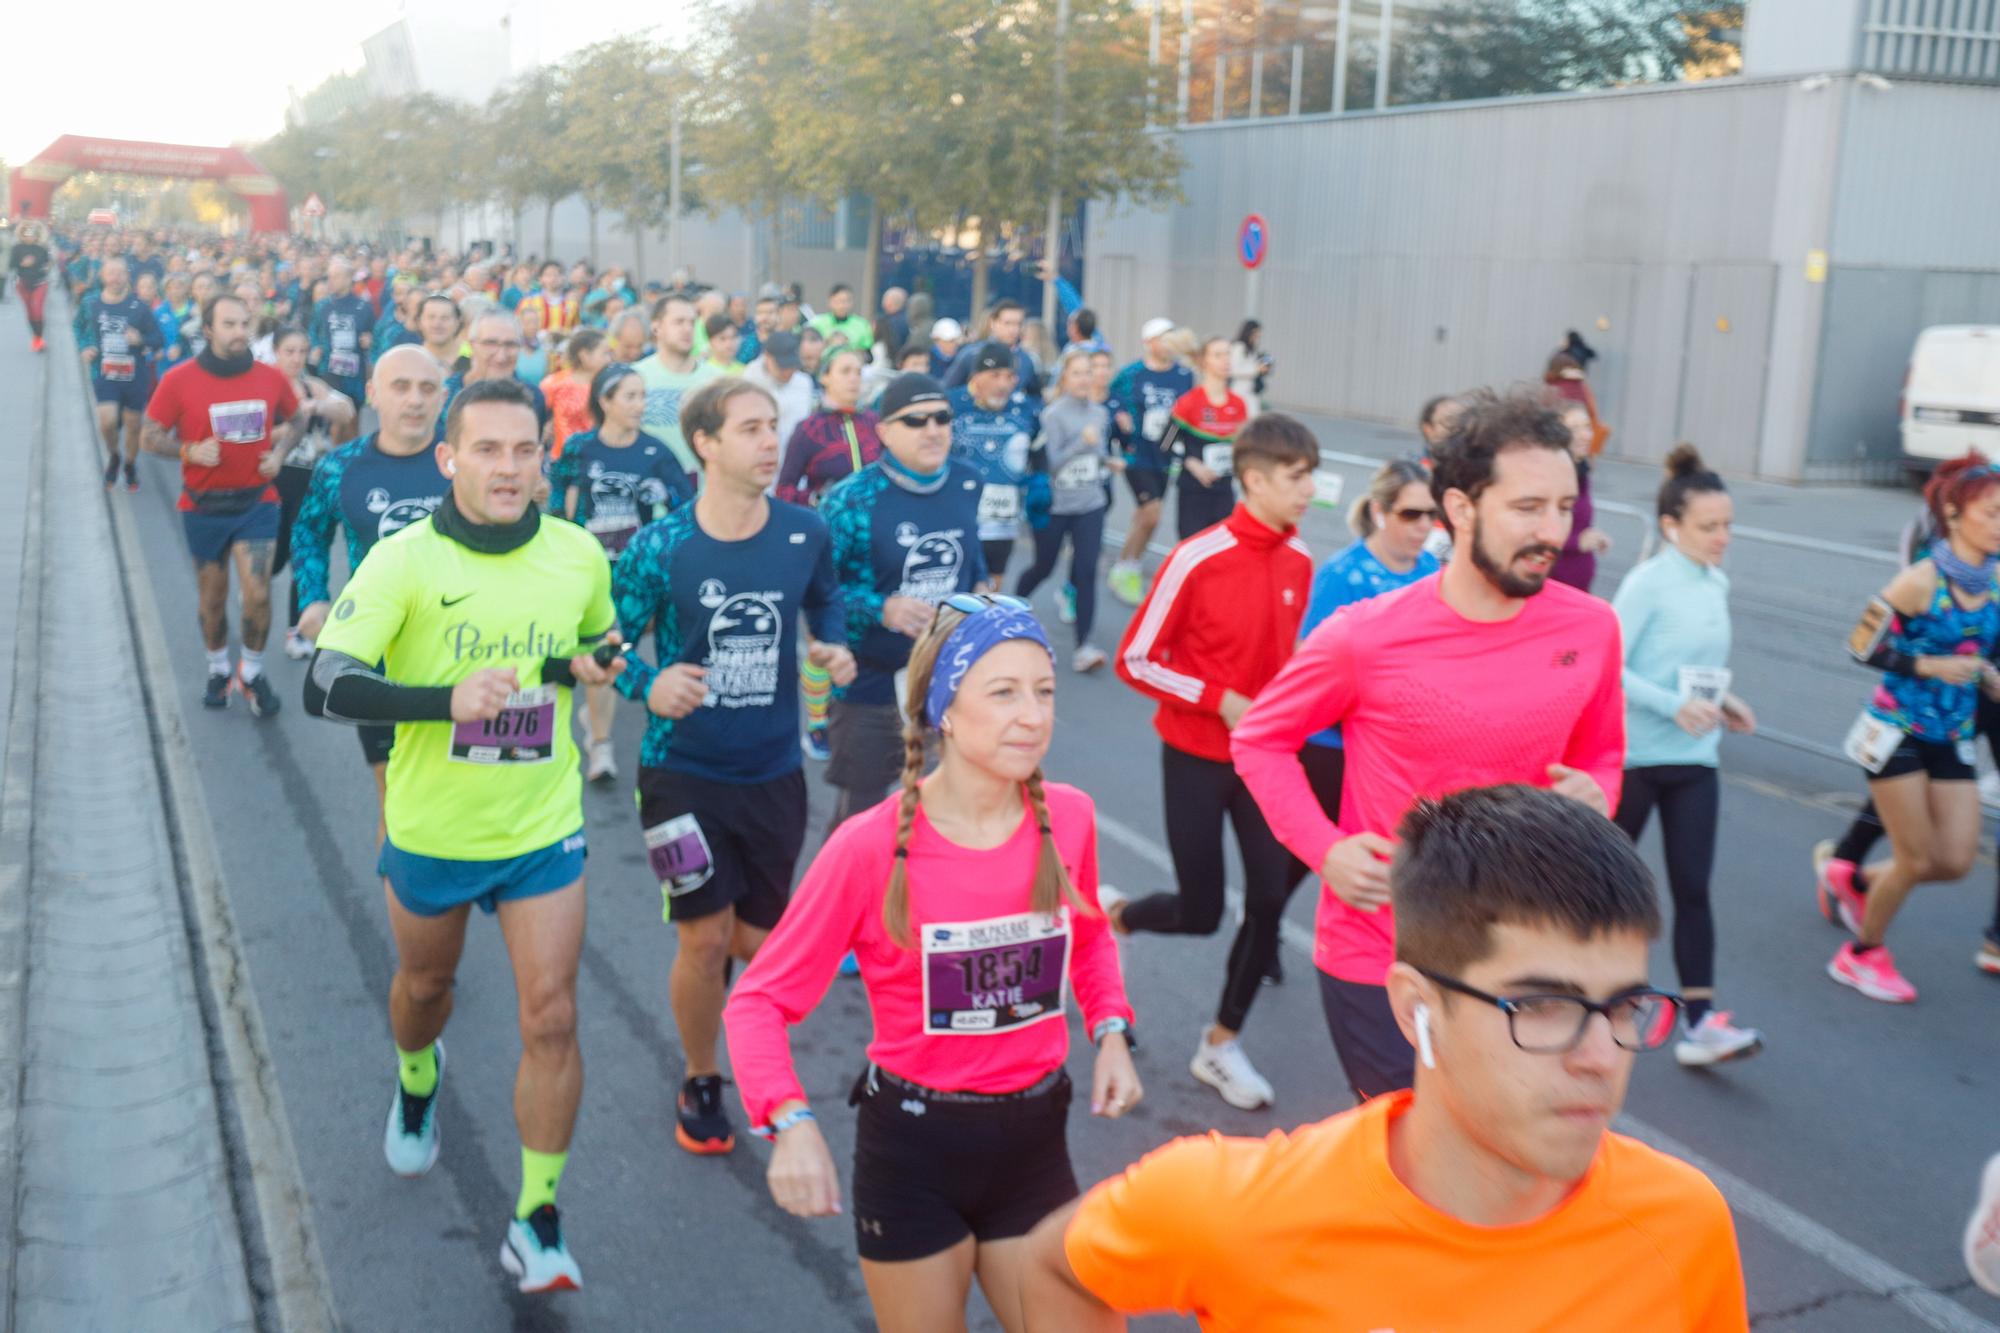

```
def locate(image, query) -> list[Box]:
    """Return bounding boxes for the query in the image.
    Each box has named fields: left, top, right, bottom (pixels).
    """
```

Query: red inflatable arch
left=8, top=135, right=291, bottom=233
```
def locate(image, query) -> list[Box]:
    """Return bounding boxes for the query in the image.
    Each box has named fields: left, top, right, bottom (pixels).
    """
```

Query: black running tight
left=1614, top=764, right=1719, bottom=1018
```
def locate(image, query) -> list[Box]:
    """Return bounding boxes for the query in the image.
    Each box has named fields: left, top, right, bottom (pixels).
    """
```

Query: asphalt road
left=105, top=402, right=2000, bottom=1332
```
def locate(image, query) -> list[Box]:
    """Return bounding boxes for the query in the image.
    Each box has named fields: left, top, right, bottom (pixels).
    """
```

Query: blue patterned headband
left=924, top=600, right=1054, bottom=729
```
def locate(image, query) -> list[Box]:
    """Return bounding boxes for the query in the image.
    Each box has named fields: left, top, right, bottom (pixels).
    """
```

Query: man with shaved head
left=76, top=255, right=164, bottom=489
left=291, top=344, right=453, bottom=808
left=310, top=255, right=376, bottom=441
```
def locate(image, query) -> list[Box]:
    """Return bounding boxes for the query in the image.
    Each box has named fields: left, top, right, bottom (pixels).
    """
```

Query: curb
left=62, top=296, right=337, bottom=1332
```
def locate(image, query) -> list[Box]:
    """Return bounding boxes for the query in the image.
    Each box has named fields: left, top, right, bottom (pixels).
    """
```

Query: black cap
left=763, top=330, right=802, bottom=370
left=970, top=340, right=1014, bottom=376
left=878, top=372, right=948, bottom=421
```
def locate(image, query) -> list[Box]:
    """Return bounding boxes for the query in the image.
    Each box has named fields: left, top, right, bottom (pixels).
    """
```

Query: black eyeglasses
left=1415, top=968, right=1682, bottom=1054
left=1393, top=507, right=1438, bottom=523
left=888, top=409, right=953, bottom=429
left=944, top=592, right=1029, bottom=615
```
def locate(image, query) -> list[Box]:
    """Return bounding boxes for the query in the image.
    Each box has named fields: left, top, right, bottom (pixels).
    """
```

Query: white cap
left=932, top=318, right=964, bottom=341
left=1141, top=317, right=1175, bottom=342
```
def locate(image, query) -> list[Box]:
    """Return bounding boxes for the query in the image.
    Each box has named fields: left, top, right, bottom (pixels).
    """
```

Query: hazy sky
left=2, top=0, right=678, bottom=166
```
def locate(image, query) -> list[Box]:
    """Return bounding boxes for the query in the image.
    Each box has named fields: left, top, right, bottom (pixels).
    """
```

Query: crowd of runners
left=10, top=217, right=2000, bottom=1327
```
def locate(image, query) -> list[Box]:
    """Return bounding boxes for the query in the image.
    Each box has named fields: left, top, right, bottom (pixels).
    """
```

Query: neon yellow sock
left=517, top=1147, right=568, bottom=1219
left=397, top=1043, right=438, bottom=1098
left=802, top=660, right=832, bottom=727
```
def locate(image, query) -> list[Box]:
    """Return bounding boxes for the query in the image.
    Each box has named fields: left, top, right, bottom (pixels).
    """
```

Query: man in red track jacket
left=1112, top=413, right=1319, bottom=1112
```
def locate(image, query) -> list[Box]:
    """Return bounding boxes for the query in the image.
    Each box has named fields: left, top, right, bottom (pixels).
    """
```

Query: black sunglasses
left=1393, top=506, right=1438, bottom=523
left=1415, top=968, right=1682, bottom=1054
left=888, top=409, right=953, bottom=429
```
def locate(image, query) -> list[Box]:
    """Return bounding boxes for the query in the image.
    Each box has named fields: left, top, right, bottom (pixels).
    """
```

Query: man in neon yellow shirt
left=805, top=281, right=873, bottom=351
left=306, top=377, right=623, bottom=1295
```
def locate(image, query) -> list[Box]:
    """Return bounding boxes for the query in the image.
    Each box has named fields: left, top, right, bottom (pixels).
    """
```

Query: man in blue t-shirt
left=1104, top=317, right=1194, bottom=605
left=75, top=257, right=163, bottom=491
left=818, top=373, right=987, bottom=832
left=948, top=340, right=1041, bottom=582
left=611, top=377, right=851, bottom=1156
left=310, top=256, right=376, bottom=443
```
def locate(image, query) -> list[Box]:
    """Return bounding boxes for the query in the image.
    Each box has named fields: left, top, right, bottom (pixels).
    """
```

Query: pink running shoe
left=1814, top=845, right=1865, bottom=935
left=1828, top=942, right=1917, bottom=1003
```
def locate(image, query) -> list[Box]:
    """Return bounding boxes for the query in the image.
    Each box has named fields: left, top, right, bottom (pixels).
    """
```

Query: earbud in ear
left=446, top=460, right=457, bottom=476
left=1415, top=1003, right=1437, bottom=1070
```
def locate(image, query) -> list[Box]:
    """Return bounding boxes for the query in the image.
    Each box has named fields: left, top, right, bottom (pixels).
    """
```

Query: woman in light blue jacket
left=1611, top=444, right=1762, bottom=1069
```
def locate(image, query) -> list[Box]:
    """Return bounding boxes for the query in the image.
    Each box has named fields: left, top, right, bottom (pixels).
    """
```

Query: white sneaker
left=283, top=629, right=313, bottom=660
left=1072, top=644, right=1107, bottom=674
left=500, top=1205, right=583, bottom=1293
left=383, top=1040, right=444, bottom=1177
left=1673, top=1011, right=1764, bottom=1068
left=1966, top=1152, right=2000, bottom=1297
left=1190, top=1035, right=1274, bottom=1110
left=586, top=739, right=617, bottom=783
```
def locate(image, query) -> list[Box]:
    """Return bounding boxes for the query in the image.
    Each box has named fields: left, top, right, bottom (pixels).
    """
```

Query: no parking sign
left=1237, top=214, right=1268, bottom=270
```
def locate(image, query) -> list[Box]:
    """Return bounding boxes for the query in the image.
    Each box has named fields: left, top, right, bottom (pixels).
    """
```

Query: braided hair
left=881, top=603, right=1092, bottom=948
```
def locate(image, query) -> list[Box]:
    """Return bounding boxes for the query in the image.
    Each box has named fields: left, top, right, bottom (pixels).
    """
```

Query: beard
left=1468, top=512, right=1560, bottom=599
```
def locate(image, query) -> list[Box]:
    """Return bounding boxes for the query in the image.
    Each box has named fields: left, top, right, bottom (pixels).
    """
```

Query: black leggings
left=271, top=463, right=314, bottom=627
left=1176, top=479, right=1235, bottom=540
left=1120, top=744, right=1296, bottom=1032
left=1016, top=508, right=1105, bottom=647
left=1614, top=765, right=1718, bottom=1010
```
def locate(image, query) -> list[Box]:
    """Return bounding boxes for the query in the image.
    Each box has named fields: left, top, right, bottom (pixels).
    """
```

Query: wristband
left=1091, top=1016, right=1135, bottom=1049
left=756, top=1106, right=817, bottom=1140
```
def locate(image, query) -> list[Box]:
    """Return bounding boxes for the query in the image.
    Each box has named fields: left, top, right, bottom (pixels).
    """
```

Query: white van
left=1901, top=326, right=2000, bottom=469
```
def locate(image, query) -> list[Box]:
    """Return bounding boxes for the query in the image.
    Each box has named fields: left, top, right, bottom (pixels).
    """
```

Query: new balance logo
left=1550, top=650, right=1579, bottom=667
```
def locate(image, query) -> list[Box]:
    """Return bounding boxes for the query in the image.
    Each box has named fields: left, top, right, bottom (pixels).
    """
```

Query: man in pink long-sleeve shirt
left=1233, top=390, right=1625, bottom=1100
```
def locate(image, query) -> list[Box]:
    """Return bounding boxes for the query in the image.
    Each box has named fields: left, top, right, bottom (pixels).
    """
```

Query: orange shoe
left=675, top=1074, right=736, bottom=1155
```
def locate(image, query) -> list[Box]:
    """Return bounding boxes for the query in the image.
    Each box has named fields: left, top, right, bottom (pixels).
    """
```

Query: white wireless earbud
left=1415, top=1003, right=1438, bottom=1070
left=446, top=459, right=457, bottom=476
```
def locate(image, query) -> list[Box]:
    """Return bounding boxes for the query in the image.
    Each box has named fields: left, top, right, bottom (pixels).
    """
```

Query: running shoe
left=283, top=629, right=313, bottom=661
left=1673, top=1011, right=1764, bottom=1067
left=586, top=739, right=617, bottom=784
left=241, top=672, right=282, bottom=719
left=500, top=1204, right=582, bottom=1294
left=801, top=724, right=832, bottom=763
left=675, top=1074, right=735, bottom=1155
left=1967, top=1152, right=2000, bottom=1297
left=102, top=454, right=122, bottom=488
left=1190, top=1035, right=1275, bottom=1110
left=1812, top=840, right=1865, bottom=934
left=1072, top=644, right=1107, bottom=674
left=30, top=336, right=44, bottom=353
left=1108, top=563, right=1145, bottom=607
left=122, top=462, right=138, bottom=493
left=201, top=672, right=232, bottom=709
left=1261, top=951, right=1285, bottom=987
left=1057, top=583, right=1077, bottom=625
left=1977, top=933, right=2000, bottom=976
left=383, top=1041, right=445, bottom=1177
left=1828, top=942, right=1917, bottom=1003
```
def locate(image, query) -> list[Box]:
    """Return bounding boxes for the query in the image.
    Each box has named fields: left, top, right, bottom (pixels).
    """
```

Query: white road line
left=1093, top=807, right=2000, bottom=1333
left=1315, top=447, right=1901, bottom=566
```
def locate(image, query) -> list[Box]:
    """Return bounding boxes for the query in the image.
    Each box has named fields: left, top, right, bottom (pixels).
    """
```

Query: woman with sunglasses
left=724, top=595, right=1138, bottom=1333
left=547, top=362, right=695, bottom=782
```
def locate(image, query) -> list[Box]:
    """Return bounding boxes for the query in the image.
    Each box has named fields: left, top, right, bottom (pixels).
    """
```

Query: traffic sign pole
left=1237, top=213, right=1268, bottom=320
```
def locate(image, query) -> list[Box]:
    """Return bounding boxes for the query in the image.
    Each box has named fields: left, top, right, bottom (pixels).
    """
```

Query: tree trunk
left=769, top=206, right=784, bottom=288
left=587, top=204, right=600, bottom=266
left=543, top=198, right=556, bottom=261
left=632, top=212, right=647, bottom=288
left=860, top=198, right=883, bottom=319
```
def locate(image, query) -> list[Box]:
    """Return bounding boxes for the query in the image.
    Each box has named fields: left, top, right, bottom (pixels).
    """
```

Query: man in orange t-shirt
left=1021, top=784, right=1749, bottom=1332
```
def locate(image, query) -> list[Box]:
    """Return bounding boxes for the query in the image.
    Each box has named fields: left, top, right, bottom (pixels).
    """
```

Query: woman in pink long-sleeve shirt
left=723, top=594, right=1139, bottom=1331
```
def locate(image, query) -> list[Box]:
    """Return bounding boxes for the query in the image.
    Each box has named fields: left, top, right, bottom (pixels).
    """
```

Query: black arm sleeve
left=541, top=656, right=579, bottom=690
left=305, top=648, right=455, bottom=723
left=1863, top=642, right=1920, bottom=676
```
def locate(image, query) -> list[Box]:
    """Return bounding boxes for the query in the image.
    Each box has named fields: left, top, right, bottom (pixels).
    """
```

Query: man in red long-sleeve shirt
left=1113, top=414, right=1318, bottom=1111
left=1232, top=389, right=1625, bottom=1102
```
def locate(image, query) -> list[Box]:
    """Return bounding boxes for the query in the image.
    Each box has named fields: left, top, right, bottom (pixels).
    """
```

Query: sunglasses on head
left=889, top=409, right=953, bottom=429
left=943, top=592, right=1030, bottom=616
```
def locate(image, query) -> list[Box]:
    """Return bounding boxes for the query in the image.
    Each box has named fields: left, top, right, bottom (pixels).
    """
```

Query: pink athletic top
left=1231, top=574, right=1626, bottom=983
left=723, top=781, right=1132, bottom=1129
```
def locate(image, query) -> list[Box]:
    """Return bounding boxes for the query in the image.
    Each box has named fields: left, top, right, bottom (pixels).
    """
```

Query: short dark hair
left=681, top=377, right=778, bottom=461
left=829, top=282, right=853, bottom=298
left=1393, top=785, right=1659, bottom=977
left=991, top=299, right=1024, bottom=320
left=418, top=292, right=461, bottom=329
left=1419, top=394, right=1457, bottom=430
left=445, top=376, right=538, bottom=445
left=202, top=293, right=248, bottom=330
left=897, top=344, right=930, bottom=368
left=703, top=311, right=735, bottom=339
left=1233, top=412, right=1320, bottom=476
left=1427, top=388, right=1572, bottom=531
left=1071, top=307, right=1097, bottom=339
left=650, top=293, right=695, bottom=323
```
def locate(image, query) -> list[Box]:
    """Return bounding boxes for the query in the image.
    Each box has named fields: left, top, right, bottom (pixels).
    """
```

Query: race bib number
left=449, top=684, right=557, bottom=765
left=1843, top=710, right=1904, bottom=775
left=921, top=910, right=1069, bottom=1036
left=1054, top=453, right=1103, bottom=489
left=99, top=354, right=136, bottom=382
left=585, top=511, right=639, bottom=555
left=644, top=813, right=714, bottom=896
left=1678, top=666, right=1732, bottom=705
left=1141, top=405, right=1171, bottom=443
left=977, top=483, right=1021, bottom=525
left=328, top=349, right=361, bottom=378
left=1201, top=442, right=1235, bottom=475
left=209, top=399, right=269, bottom=445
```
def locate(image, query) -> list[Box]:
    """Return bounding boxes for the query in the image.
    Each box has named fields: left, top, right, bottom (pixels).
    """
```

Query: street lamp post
left=1042, top=0, right=1071, bottom=332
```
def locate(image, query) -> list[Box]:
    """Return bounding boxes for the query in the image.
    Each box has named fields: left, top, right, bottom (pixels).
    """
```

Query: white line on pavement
left=1093, top=807, right=2000, bottom=1333
left=1315, top=448, right=1901, bottom=567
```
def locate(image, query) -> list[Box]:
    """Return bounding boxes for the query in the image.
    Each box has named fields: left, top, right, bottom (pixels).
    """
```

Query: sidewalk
left=0, top=298, right=315, bottom=1329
